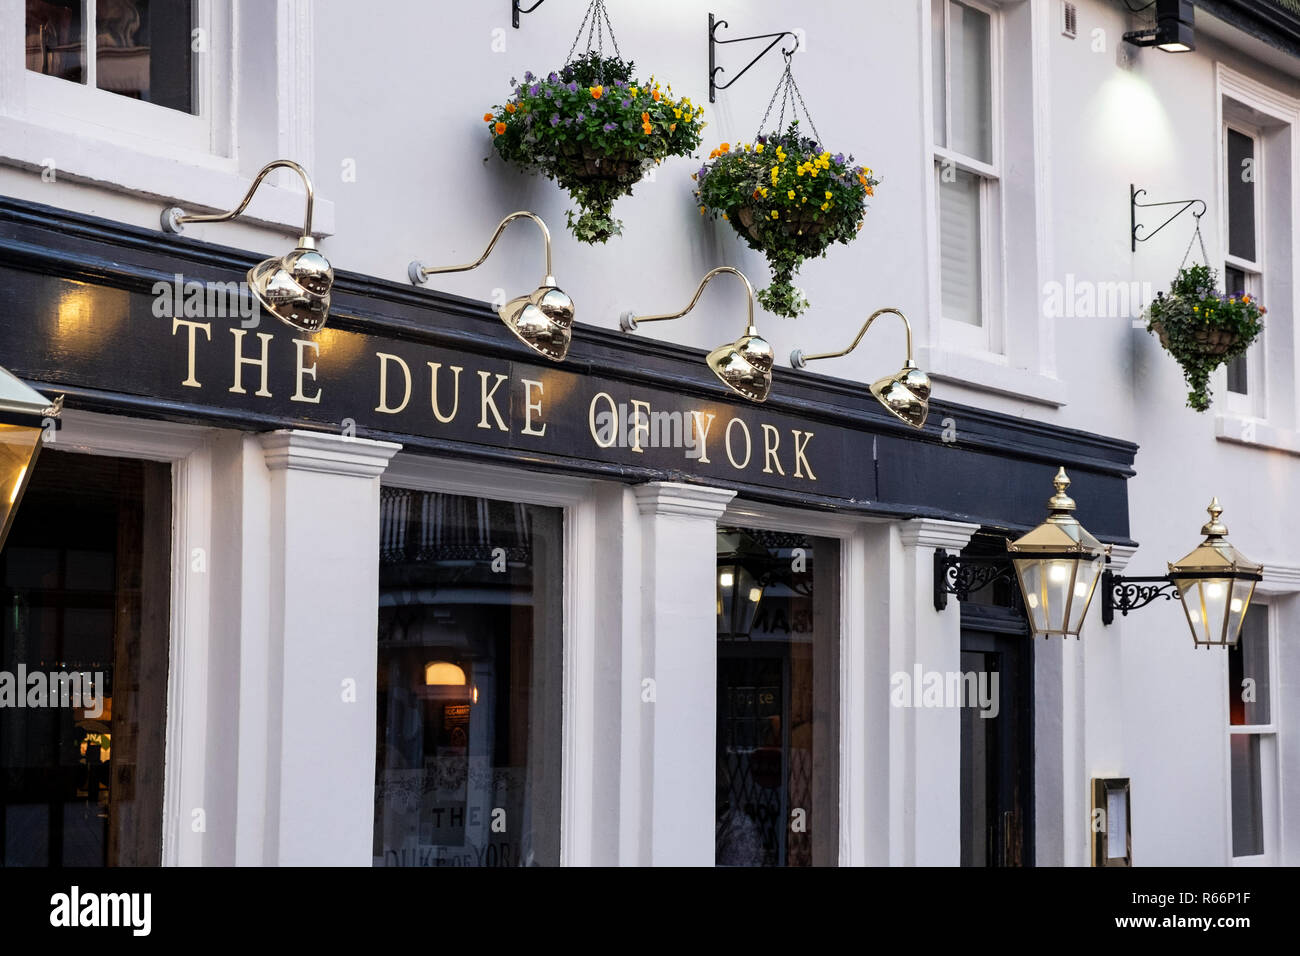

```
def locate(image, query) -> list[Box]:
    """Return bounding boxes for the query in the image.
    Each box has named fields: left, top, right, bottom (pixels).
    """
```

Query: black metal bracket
left=709, top=12, right=799, bottom=103
left=1101, top=569, right=1181, bottom=625
left=1131, top=183, right=1206, bottom=252
left=512, top=0, right=545, bottom=29
left=934, top=550, right=1018, bottom=612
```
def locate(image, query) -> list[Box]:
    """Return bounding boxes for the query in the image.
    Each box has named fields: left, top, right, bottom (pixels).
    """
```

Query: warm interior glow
left=9, top=464, right=26, bottom=505
left=748, top=587, right=762, bottom=603
left=1157, top=42, right=1191, bottom=52
left=1048, top=562, right=1069, bottom=583
left=1230, top=598, right=1243, bottom=613
left=719, top=571, right=734, bottom=588
left=1206, top=582, right=1225, bottom=599
left=424, top=661, right=467, bottom=686
left=1026, top=593, right=1039, bottom=609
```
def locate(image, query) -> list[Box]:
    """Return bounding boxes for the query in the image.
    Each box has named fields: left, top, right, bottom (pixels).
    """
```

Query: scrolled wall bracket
left=933, top=550, right=1019, bottom=612
left=1130, top=183, right=1207, bottom=253
left=1100, top=568, right=1181, bottom=625
left=709, top=12, right=799, bottom=103
left=512, top=0, right=545, bottom=29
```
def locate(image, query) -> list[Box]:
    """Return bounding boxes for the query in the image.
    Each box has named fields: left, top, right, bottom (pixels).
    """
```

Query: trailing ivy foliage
left=1145, top=264, right=1265, bottom=412
left=485, top=55, right=705, bottom=243
left=693, top=121, right=878, bottom=318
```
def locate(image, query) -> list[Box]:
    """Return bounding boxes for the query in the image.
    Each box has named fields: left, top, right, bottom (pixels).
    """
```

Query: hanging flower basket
left=692, top=62, right=878, bottom=318
left=1144, top=264, right=1264, bottom=412
left=483, top=3, right=705, bottom=243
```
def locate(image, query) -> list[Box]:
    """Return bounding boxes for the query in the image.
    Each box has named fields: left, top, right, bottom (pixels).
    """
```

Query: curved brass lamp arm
left=410, top=211, right=553, bottom=286
left=162, top=160, right=316, bottom=239
left=621, top=266, right=756, bottom=333
left=791, top=307, right=914, bottom=368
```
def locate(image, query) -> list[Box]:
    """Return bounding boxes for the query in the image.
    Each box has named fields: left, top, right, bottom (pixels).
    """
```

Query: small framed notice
left=1091, top=777, right=1132, bottom=867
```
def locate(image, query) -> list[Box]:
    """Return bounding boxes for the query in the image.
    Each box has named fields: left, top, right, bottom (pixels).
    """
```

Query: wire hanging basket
left=694, top=56, right=879, bottom=318
left=484, top=0, right=706, bottom=243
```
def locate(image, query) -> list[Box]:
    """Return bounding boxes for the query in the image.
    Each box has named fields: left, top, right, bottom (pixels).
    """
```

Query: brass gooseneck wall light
left=620, top=266, right=773, bottom=402
left=409, top=211, right=574, bottom=362
left=162, top=160, right=332, bottom=332
left=790, top=308, right=931, bottom=428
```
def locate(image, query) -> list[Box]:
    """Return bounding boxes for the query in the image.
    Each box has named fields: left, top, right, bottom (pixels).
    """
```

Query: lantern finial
left=1202, top=498, right=1227, bottom=536
left=1047, top=467, right=1076, bottom=517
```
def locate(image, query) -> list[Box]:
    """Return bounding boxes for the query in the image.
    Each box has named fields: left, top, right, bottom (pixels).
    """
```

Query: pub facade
left=1, top=0, right=1297, bottom=867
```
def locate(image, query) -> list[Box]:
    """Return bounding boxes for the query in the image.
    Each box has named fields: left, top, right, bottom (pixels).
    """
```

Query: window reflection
left=374, top=489, right=562, bottom=867
left=716, top=528, right=839, bottom=866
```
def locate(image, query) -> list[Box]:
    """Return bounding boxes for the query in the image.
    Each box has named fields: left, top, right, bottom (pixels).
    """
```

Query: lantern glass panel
left=0, top=421, right=43, bottom=550
left=1067, top=555, right=1105, bottom=634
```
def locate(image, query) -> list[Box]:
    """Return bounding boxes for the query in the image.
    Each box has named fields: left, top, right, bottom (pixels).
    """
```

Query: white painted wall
left=2, top=0, right=1298, bottom=866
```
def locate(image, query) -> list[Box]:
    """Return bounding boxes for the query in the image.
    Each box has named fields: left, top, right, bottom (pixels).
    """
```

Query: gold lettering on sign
left=689, top=411, right=715, bottom=464
left=761, top=424, right=785, bottom=476
left=291, top=339, right=322, bottom=404
left=791, top=430, right=816, bottom=480
left=725, top=418, right=752, bottom=470
left=478, top=371, right=509, bottom=431
left=589, top=392, right=617, bottom=448
left=629, top=398, right=651, bottom=453
left=375, top=352, right=412, bottom=414
left=427, top=362, right=462, bottom=423
left=521, top=379, right=547, bottom=437
left=172, top=317, right=211, bottom=388
left=229, top=329, right=273, bottom=397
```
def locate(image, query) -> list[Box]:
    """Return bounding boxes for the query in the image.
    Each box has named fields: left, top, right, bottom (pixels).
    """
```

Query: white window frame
left=1220, top=117, right=1267, bottom=421
left=719, top=498, right=878, bottom=867
left=22, top=0, right=228, bottom=155
left=931, top=0, right=1004, bottom=356
left=381, top=454, right=599, bottom=867
left=1226, top=600, right=1280, bottom=865
left=0, top=0, right=331, bottom=235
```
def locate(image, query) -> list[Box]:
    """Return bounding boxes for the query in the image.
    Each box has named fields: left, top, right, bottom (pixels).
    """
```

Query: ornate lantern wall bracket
left=933, top=551, right=1018, bottom=612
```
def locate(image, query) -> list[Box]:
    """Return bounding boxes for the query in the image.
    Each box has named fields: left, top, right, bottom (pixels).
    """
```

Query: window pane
left=374, top=489, right=562, bottom=867
left=716, top=529, right=839, bottom=867
left=950, top=1, right=992, bottom=163
left=1, top=450, right=172, bottom=867
left=940, top=166, right=983, bottom=326
left=1228, top=605, right=1269, bottom=725
left=25, top=0, right=86, bottom=83
left=1230, top=734, right=1264, bottom=856
left=1227, top=129, right=1256, bottom=262
left=932, top=0, right=946, bottom=148
left=96, top=0, right=195, bottom=114
left=1224, top=265, right=1249, bottom=394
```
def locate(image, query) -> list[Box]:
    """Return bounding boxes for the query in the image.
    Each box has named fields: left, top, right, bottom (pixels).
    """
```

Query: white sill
left=1215, top=414, right=1300, bottom=456
left=0, top=114, right=335, bottom=237
left=916, top=347, right=1068, bottom=408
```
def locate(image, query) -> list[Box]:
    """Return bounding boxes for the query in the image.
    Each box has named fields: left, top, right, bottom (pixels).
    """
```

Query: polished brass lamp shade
left=410, top=212, right=573, bottom=362
left=162, top=160, right=332, bottom=332
left=791, top=308, right=931, bottom=427
left=621, top=266, right=772, bottom=402
left=1167, top=499, right=1262, bottom=648
left=0, top=367, right=62, bottom=553
left=1006, top=468, right=1110, bottom=639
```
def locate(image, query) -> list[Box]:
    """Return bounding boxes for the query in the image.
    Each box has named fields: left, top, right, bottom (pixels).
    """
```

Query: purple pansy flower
left=603, top=122, right=617, bottom=132
left=550, top=114, right=561, bottom=127
left=576, top=111, right=586, bottom=121
left=529, top=84, right=539, bottom=96
left=621, top=98, right=632, bottom=108
left=567, top=81, right=579, bottom=92
left=548, top=72, right=558, bottom=82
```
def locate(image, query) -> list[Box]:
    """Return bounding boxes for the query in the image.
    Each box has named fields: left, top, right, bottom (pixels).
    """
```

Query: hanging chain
left=1179, top=214, right=1209, bottom=270
left=755, top=54, right=823, bottom=145
left=564, top=0, right=623, bottom=66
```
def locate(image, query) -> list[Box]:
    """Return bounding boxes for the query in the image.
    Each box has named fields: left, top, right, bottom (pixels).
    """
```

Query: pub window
left=932, top=0, right=1001, bottom=352
left=715, top=527, right=839, bottom=866
left=0, top=450, right=172, bottom=866
left=1228, top=603, right=1276, bottom=860
left=374, top=488, right=563, bottom=867
left=1222, top=119, right=1266, bottom=418
left=25, top=0, right=197, bottom=114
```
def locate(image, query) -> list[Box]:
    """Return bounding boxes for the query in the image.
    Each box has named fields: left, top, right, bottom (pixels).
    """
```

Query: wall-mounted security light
left=621, top=266, right=774, bottom=403
left=410, top=211, right=575, bottom=362
left=790, top=307, right=931, bottom=428
left=1123, top=0, right=1194, bottom=53
left=0, top=367, right=62, bottom=553
left=162, top=160, right=332, bottom=332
